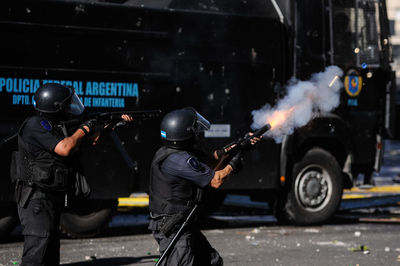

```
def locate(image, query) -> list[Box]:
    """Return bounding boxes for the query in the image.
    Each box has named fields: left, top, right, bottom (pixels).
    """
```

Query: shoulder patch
left=187, top=157, right=201, bottom=171
left=40, top=120, right=53, bottom=131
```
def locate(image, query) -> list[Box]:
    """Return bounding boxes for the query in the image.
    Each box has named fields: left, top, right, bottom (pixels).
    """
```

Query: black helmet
left=160, top=107, right=211, bottom=149
left=33, top=83, right=84, bottom=116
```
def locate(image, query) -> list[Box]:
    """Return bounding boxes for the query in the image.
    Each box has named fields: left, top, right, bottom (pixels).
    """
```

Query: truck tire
left=0, top=204, right=18, bottom=237
left=60, top=199, right=117, bottom=238
left=279, top=148, right=343, bottom=225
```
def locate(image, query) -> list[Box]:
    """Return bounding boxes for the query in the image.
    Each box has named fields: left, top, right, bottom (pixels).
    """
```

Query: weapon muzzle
left=253, top=123, right=271, bottom=138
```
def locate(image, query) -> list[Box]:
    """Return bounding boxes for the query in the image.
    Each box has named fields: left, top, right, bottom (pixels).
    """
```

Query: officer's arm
left=210, top=165, right=233, bottom=188
left=54, top=126, right=89, bottom=157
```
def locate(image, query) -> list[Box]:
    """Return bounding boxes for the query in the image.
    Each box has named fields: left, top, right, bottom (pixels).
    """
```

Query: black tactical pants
left=17, top=195, right=63, bottom=266
left=149, top=218, right=223, bottom=266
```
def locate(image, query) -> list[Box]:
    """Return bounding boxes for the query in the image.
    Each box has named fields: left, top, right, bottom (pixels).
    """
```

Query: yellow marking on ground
left=345, top=186, right=400, bottom=193
left=342, top=185, right=400, bottom=200
left=342, top=194, right=373, bottom=199
left=118, top=195, right=149, bottom=207
left=116, top=186, right=400, bottom=207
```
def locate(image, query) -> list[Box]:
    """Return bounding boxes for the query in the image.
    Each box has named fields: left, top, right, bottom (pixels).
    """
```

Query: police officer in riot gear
left=14, top=83, right=98, bottom=266
left=148, top=107, right=249, bottom=266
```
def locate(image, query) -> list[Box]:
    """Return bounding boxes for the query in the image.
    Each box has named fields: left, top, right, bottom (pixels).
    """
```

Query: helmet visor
left=183, top=107, right=211, bottom=133
left=194, top=111, right=211, bottom=132
left=65, top=93, right=85, bottom=116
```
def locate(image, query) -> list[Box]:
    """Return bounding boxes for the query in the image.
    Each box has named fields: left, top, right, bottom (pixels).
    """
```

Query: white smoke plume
left=251, top=65, right=344, bottom=142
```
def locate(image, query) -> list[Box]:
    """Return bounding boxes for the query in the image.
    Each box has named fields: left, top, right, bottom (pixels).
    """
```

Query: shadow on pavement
left=62, top=255, right=158, bottom=265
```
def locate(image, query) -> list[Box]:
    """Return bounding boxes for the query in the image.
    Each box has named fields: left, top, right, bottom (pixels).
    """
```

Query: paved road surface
left=1, top=219, right=400, bottom=266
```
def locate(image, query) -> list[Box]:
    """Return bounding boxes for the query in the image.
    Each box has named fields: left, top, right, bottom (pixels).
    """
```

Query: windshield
left=332, top=0, right=382, bottom=67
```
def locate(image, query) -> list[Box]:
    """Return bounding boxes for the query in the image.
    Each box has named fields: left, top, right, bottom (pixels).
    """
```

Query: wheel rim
left=294, top=164, right=333, bottom=212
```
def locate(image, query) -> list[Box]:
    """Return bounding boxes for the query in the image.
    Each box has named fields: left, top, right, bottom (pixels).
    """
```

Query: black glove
left=79, top=119, right=97, bottom=135
left=228, top=152, right=243, bottom=173
left=240, top=133, right=256, bottom=152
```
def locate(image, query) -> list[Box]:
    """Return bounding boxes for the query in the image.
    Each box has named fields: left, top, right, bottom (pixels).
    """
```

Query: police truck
left=0, top=0, right=396, bottom=237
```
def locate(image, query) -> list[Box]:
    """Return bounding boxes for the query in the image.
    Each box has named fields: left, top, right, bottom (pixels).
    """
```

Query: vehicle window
left=356, top=0, right=381, bottom=66
left=332, top=0, right=381, bottom=67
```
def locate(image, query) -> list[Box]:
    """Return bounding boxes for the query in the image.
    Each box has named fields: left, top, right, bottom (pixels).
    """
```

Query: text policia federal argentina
left=0, top=77, right=139, bottom=108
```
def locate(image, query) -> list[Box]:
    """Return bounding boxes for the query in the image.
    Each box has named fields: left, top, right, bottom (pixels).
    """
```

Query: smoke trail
left=251, top=65, right=344, bottom=142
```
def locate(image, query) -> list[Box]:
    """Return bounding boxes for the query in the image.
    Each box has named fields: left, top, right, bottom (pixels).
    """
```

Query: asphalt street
left=1, top=140, right=400, bottom=266
left=1, top=218, right=400, bottom=266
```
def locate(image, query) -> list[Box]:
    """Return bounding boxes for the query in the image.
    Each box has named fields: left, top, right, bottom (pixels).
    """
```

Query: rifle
left=59, top=109, right=162, bottom=136
left=222, top=123, right=271, bottom=156
left=214, top=123, right=271, bottom=170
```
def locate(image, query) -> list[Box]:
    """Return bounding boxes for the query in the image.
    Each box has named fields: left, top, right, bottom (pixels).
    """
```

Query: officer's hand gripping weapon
left=214, top=123, right=271, bottom=171
left=228, top=151, right=243, bottom=173
left=221, top=123, right=271, bottom=157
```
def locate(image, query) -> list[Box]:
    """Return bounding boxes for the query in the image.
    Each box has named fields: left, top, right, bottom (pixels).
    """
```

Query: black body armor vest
left=149, top=146, right=203, bottom=215
left=16, top=118, right=71, bottom=192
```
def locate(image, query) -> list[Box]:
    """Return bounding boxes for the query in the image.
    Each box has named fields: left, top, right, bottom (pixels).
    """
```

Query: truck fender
left=280, top=114, right=352, bottom=185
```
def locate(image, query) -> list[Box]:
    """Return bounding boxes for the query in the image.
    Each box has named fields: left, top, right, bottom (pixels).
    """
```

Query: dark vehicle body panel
left=0, top=0, right=395, bottom=202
